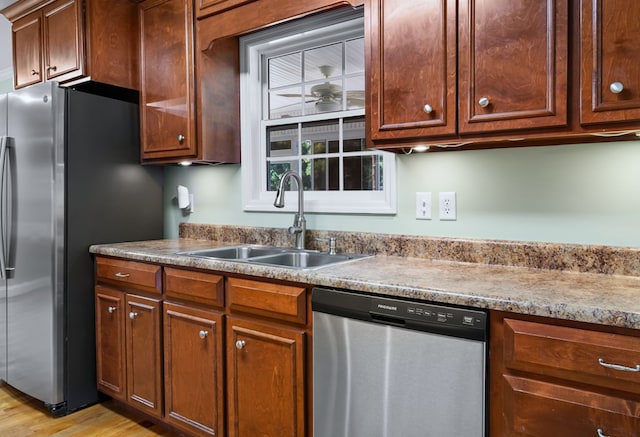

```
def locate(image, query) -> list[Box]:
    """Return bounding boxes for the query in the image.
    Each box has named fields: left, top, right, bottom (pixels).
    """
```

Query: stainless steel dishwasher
left=312, top=287, right=487, bottom=437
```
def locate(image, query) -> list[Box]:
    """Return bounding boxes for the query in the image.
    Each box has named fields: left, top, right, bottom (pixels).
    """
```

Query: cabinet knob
left=107, top=306, right=117, bottom=314
left=478, top=97, right=490, bottom=108
left=423, top=104, right=433, bottom=114
left=46, top=65, right=57, bottom=72
left=129, top=312, right=138, bottom=320
left=31, top=69, right=39, bottom=76
left=199, top=330, right=208, bottom=339
left=609, top=82, right=624, bottom=94
left=177, top=134, right=185, bottom=143
left=235, top=340, right=246, bottom=350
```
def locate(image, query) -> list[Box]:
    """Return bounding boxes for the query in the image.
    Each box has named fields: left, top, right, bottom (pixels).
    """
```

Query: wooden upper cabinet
left=196, top=0, right=256, bottom=18
left=368, top=0, right=457, bottom=142
left=458, top=0, right=568, bottom=134
left=580, top=0, right=640, bottom=125
left=12, top=12, right=42, bottom=88
left=42, top=0, right=83, bottom=82
left=139, top=0, right=197, bottom=162
left=4, top=0, right=138, bottom=90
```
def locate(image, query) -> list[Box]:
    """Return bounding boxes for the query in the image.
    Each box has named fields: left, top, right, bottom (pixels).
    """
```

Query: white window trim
left=240, top=7, right=397, bottom=215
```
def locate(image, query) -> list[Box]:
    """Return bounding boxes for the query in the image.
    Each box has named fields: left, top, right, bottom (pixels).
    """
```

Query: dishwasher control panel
left=370, top=297, right=486, bottom=331
left=312, top=287, right=488, bottom=341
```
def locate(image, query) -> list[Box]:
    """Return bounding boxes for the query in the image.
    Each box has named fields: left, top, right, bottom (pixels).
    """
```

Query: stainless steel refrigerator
left=0, top=81, right=163, bottom=415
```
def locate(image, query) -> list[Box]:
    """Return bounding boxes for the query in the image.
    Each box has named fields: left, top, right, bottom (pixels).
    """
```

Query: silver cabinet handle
left=115, top=272, right=130, bottom=278
left=423, top=104, right=433, bottom=114
left=609, top=82, right=624, bottom=94
left=478, top=97, right=490, bottom=108
left=199, top=330, right=208, bottom=339
left=235, top=340, right=246, bottom=349
left=108, top=306, right=117, bottom=314
left=177, top=134, right=185, bottom=143
left=597, top=428, right=610, bottom=437
left=598, top=358, right=640, bottom=372
left=129, top=312, right=138, bottom=320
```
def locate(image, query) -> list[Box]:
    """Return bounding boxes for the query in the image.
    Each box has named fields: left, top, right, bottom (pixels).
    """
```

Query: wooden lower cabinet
left=94, top=285, right=163, bottom=418
left=491, top=311, right=640, bottom=437
left=125, top=294, right=163, bottom=418
left=163, top=302, right=224, bottom=437
left=95, top=258, right=312, bottom=436
left=504, top=375, right=640, bottom=436
left=95, top=285, right=126, bottom=401
left=226, top=316, right=306, bottom=437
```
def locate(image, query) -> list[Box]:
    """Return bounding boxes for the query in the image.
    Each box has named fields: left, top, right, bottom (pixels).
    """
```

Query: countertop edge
left=90, top=241, right=640, bottom=331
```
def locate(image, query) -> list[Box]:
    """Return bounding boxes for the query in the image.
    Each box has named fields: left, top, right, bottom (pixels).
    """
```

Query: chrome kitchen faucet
left=273, top=170, right=306, bottom=250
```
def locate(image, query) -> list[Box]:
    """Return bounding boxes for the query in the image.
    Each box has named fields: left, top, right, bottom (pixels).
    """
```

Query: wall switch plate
left=416, top=192, right=432, bottom=220
left=439, top=192, right=457, bottom=220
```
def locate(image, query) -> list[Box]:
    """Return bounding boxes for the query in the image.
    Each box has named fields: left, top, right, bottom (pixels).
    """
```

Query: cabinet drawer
left=504, top=319, right=640, bottom=394
left=96, top=257, right=161, bottom=294
left=164, top=267, right=224, bottom=307
left=503, top=375, right=640, bottom=437
left=226, top=278, right=306, bottom=324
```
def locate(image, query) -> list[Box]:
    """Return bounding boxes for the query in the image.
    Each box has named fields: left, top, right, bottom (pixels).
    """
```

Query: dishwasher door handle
left=369, top=312, right=406, bottom=327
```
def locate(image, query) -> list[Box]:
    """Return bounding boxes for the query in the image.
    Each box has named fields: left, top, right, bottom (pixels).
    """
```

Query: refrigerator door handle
left=0, top=136, right=12, bottom=280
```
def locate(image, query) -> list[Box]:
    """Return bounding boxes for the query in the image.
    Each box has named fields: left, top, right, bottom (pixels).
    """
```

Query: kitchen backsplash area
left=166, top=140, right=640, bottom=249
left=179, top=223, right=640, bottom=277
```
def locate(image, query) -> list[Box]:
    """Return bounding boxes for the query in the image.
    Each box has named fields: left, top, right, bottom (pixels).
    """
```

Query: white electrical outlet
left=439, top=192, right=457, bottom=220
left=415, top=192, right=432, bottom=220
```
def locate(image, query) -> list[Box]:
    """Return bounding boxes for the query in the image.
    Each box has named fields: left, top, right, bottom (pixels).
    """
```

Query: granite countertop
left=89, top=238, right=640, bottom=330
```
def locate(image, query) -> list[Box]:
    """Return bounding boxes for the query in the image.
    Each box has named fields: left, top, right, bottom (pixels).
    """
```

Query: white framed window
left=240, top=7, right=396, bottom=214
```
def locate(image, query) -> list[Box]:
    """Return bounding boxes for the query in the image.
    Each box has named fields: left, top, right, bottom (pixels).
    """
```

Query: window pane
left=267, top=161, right=294, bottom=191
left=343, top=117, right=366, bottom=152
left=344, top=155, right=384, bottom=191
left=269, top=53, right=301, bottom=88
left=301, top=157, right=339, bottom=190
left=267, top=124, right=298, bottom=157
left=301, top=120, right=338, bottom=154
left=345, top=37, right=364, bottom=75
left=304, top=43, right=342, bottom=81
left=269, top=87, right=305, bottom=119
left=345, top=75, right=365, bottom=110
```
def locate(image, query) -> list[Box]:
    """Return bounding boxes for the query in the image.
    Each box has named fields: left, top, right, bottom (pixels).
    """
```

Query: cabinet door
left=163, top=303, right=224, bottom=437
left=42, top=0, right=84, bottom=82
left=125, top=294, right=163, bottom=418
left=95, top=286, right=126, bottom=400
left=12, top=12, right=42, bottom=89
left=139, top=0, right=197, bottom=161
left=503, top=375, right=640, bottom=437
left=580, top=0, right=640, bottom=125
left=227, top=317, right=305, bottom=437
left=368, top=0, right=457, bottom=141
left=458, top=0, right=568, bottom=133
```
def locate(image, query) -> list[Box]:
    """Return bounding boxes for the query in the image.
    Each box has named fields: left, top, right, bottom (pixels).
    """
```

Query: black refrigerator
left=0, top=81, right=163, bottom=415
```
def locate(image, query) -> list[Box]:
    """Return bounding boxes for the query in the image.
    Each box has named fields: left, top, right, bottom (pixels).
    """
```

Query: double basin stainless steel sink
left=177, top=244, right=371, bottom=270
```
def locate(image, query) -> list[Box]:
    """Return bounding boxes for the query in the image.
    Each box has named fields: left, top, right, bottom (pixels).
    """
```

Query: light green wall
left=164, top=140, right=640, bottom=248
left=0, top=78, right=12, bottom=93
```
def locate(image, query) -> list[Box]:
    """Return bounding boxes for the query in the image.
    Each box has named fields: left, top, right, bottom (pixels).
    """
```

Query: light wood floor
left=0, top=383, right=182, bottom=436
